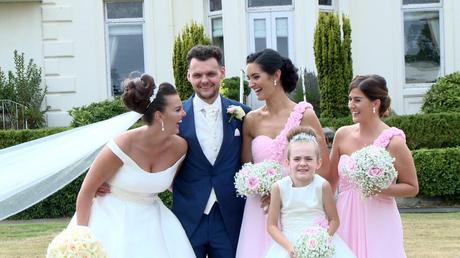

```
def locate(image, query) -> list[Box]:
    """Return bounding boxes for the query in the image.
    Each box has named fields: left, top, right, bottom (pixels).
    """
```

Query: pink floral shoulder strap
left=269, top=101, right=313, bottom=162
left=373, top=127, right=406, bottom=148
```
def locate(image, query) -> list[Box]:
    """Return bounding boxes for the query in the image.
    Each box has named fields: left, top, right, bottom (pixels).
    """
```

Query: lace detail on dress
left=268, top=101, right=313, bottom=163
left=373, top=127, right=406, bottom=148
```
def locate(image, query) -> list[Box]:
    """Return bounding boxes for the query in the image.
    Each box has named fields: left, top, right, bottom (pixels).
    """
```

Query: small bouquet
left=46, top=225, right=107, bottom=258
left=294, top=218, right=335, bottom=258
left=341, top=145, right=398, bottom=198
left=234, top=160, right=283, bottom=197
left=227, top=105, right=246, bottom=122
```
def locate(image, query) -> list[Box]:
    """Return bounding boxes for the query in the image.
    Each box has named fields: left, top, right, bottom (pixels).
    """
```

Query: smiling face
left=187, top=57, right=225, bottom=104
left=287, top=142, right=321, bottom=185
left=246, top=63, right=279, bottom=100
left=159, top=94, right=186, bottom=134
left=348, top=88, right=379, bottom=123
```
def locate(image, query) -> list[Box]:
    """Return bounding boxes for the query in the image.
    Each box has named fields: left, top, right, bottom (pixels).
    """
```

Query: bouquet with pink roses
left=341, top=145, right=398, bottom=198
left=293, top=218, right=335, bottom=258
left=234, top=160, right=283, bottom=197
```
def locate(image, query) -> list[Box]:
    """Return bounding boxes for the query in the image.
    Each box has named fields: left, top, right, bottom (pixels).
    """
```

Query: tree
left=172, top=22, right=211, bottom=99
left=314, top=13, right=353, bottom=118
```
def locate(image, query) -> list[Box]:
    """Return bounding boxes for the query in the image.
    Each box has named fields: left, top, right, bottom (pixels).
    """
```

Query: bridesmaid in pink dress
left=329, top=75, right=419, bottom=258
left=236, top=49, right=330, bottom=258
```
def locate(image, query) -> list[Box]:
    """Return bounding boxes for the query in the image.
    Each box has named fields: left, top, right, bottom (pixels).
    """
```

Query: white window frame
left=248, top=11, right=293, bottom=59
left=401, top=0, right=443, bottom=87
left=104, top=1, right=145, bottom=97
left=318, top=0, right=334, bottom=12
left=246, top=0, right=294, bottom=12
left=206, top=0, right=224, bottom=64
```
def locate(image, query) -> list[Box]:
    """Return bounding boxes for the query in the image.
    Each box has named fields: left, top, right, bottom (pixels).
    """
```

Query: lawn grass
left=0, top=213, right=459, bottom=257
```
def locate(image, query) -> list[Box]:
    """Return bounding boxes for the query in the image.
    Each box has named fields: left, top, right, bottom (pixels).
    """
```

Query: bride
left=71, top=74, right=196, bottom=258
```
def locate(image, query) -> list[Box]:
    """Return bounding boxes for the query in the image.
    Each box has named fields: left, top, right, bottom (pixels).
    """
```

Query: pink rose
left=266, top=168, right=275, bottom=176
left=308, top=239, right=318, bottom=250
left=247, top=176, right=259, bottom=190
left=314, top=217, right=329, bottom=229
left=369, top=166, right=383, bottom=177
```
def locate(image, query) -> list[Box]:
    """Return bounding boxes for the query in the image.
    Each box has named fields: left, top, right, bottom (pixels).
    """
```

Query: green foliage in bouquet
left=421, top=71, right=460, bottom=113
left=69, top=97, right=127, bottom=127
left=173, top=22, right=211, bottom=100
left=219, top=77, right=251, bottom=102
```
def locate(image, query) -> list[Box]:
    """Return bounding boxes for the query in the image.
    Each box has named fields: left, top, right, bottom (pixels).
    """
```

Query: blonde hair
left=286, top=126, right=320, bottom=160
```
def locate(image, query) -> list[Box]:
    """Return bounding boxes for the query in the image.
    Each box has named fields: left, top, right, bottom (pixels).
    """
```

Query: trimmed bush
left=320, top=112, right=460, bottom=150
left=291, top=69, right=321, bottom=117
left=69, top=97, right=127, bottom=127
left=413, top=147, right=460, bottom=198
left=0, top=127, right=69, bottom=149
left=172, top=22, right=211, bottom=100
left=314, top=13, right=352, bottom=118
left=421, top=71, right=460, bottom=113
left=219, top=77, right=251, bottom=102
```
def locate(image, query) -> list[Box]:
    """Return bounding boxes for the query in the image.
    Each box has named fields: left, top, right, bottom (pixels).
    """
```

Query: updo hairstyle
left=286, top=126, right=320, bottom=160
left=349, top=74, right=391, bottom=117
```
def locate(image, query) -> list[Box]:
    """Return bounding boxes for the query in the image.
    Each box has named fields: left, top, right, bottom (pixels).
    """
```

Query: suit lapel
left=214, top=97, right=235, bottom=166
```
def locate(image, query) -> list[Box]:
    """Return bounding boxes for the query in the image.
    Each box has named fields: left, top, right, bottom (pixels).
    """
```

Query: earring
left=372, top=107, right=376, bottom=114
left=273, top=80, right=277, bottom=86
left=161, top=121, right=165, bottom=132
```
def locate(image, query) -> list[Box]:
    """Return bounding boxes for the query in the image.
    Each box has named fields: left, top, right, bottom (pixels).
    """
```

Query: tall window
left=402, top=0, right=442, bottom=84
left=105, top=1, right=145, bottom=95
left=209, top=0, right=224, bottom=63
left=248, top=1, right=293, bottom=59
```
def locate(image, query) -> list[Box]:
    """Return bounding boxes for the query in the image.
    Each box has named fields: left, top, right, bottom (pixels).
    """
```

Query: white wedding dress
left=70, top=140, right=196, bottom=258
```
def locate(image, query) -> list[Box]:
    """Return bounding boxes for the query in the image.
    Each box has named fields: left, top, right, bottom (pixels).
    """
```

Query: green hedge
left=413, top=147, right=460, bottom=198
left=320, top=112, right=460, bottom=150
left=0, top=127, right=69, bottom=149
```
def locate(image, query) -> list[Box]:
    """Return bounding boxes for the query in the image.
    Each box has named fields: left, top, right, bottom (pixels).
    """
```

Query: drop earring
left=273, top=80, right=277, bottom=86
left=372, top=107, right=376, bottom=114
left=161, top=120, right=165, bottom=132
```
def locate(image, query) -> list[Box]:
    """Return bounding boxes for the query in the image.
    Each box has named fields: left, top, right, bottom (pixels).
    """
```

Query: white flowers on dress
left=46, top=225, right=107, bottom=258
left=234, top=160, right=283, bottom=197
left=341, top=145, right=398, bottom=198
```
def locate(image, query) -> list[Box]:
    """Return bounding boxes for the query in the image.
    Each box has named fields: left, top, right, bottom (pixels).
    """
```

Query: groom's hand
left=95, top=182, right=111, bottom=196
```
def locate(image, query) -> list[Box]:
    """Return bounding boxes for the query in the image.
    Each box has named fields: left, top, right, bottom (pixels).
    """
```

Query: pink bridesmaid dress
left=236, top=102, right=312, bottom=258
left=336, top=127, right=407, bottom=258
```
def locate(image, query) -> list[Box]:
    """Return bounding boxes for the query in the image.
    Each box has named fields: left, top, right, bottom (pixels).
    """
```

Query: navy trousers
left=189, top=203, right=235, bottom=258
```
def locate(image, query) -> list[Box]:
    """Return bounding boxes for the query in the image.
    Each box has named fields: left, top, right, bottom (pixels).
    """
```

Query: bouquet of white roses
left=342, top=145, right=398, bottom=198
left=234, top=160, right=283, bottom=197
left=46, top=225, right=107, bottom=258
left=294, top=218, right=335, bottom=258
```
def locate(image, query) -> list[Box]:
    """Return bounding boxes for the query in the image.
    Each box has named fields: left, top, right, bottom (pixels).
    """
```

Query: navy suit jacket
left=172, top=95, right=251, bottom=248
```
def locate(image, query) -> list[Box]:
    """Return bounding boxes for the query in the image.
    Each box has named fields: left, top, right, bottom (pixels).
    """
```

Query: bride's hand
left=95, top=182, right=111, bottom=197
left=260, top=195, right=271, bottom=214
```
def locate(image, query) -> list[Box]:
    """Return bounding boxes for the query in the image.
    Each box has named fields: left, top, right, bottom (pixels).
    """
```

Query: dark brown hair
left=246, top=48, right=298, bottom=93
left=187, top=45, right=223, bottom=66
left=122, top=74, right=177, bottom=124
left=349, top=74, right=391, bottom=117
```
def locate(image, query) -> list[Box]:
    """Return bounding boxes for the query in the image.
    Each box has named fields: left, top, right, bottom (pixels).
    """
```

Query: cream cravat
left=202, top=105, right=219, bottom=214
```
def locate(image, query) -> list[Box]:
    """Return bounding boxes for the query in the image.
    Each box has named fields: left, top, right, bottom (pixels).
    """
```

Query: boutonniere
left=227, top=105, right=246, bottom=123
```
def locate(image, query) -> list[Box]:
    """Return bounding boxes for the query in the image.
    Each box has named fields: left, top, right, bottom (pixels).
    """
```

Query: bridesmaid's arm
left=301, top=109, right=330, bottom=180
left=380, top=137, right=419, bottom=197
left=328, top=127, right=345, bottom=191
left=267, top=183, right=294, bottom=256
left=76, top=147, right=122, bottom=226
left=241, top=111, right=255, bottom=164
left=322, top=181, right=340, bottom=236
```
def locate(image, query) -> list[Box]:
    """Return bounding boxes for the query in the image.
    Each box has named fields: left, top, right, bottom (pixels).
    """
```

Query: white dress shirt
left=193, top=96, right=223, bottom=214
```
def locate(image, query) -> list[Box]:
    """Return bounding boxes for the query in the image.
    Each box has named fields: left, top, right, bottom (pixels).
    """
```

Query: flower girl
left=265, top=126, right=355, bottom=258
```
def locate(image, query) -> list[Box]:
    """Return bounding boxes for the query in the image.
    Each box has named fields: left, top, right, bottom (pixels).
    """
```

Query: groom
left=173, top=45, right=250, bottom=258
